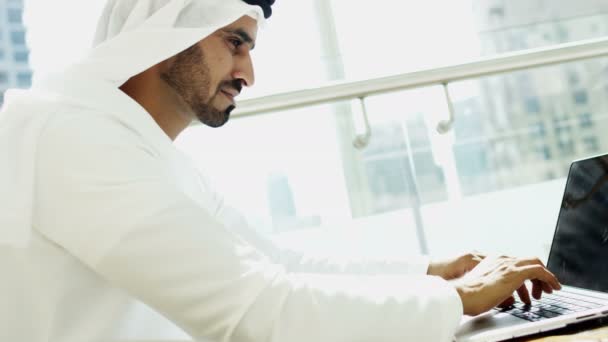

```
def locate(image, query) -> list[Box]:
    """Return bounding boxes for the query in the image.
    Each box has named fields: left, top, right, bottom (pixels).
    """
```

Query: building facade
left=0, top=0, right=31, bottom=106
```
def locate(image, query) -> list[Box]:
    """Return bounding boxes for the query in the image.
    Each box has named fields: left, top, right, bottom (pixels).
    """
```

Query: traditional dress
left=0, top=1, right=462, bottom=341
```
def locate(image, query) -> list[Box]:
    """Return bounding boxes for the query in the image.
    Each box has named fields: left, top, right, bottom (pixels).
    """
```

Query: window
left=489, top=7, right=505, bottom=18
left=579, top=112, right=593, bottom=128
left=539, top=145, right=551, bottom=160
left=567, top=70, right=579, bottom=86
left=7, top=8, right=22, bottom=24
left=165, top=2, right=608, bottom=261
left=525, top=97, right=540, bottom=114
left=365, top=157, right=412, bottom=213
left=0, top=49, right=4, bottom=61
left=16, top=72, right=31, bottom=87
left=10, top=30, right=25, bottom=45
left=554, top=122, right=572, bottom=134
left=573, top=90, right=588, bottom=104
left=0, top=72, right=8, bottom=84
left=558, top=141, right=575, bottom=154
left=557, top=128, right=575, bottom=153
left=583, top=136, right=599, bottom=152
left=530, top=122, right=546, bottom=137
left=13, top=50, right=28, bottom=63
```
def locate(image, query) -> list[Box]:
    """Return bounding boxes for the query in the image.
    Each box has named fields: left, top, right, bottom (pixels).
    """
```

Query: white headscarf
left=0, top=0, right=266, bottom=247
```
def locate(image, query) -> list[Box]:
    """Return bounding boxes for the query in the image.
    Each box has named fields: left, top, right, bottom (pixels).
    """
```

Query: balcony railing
left=229, top=36, right=608, bottom=118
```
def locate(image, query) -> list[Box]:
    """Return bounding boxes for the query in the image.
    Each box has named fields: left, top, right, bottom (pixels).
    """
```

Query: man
left=0, top=0, right=560, bottom=341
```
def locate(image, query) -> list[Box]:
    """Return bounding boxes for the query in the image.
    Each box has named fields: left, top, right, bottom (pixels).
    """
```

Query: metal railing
left=230, top=36, right=608, bottom=118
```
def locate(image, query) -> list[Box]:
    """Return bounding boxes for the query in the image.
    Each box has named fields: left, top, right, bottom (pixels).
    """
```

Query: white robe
left=0, top=74, right=463, bottom=341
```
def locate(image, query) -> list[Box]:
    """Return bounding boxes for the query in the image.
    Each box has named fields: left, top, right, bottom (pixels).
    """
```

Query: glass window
left=178, top=102, right=353, bottom=233
left=583, top=136, right=599, bottom=153
left=176, top=102, right=423, bottom=255
left=538, top=145, right=552, bottom=160
left=0, top=49, right=5, bottom=60
left=330, top=0, right=608, bottom=83
left=525, top=97, right=540, bottom=113
left=579, top=112, right=593, bottom=128
left=16, top=72, right=31, bottom=87
left=13, top=50, right=28, bottom=63
left=15, top=51, right=29, bottom=63
left=362, top=88, right=449, bottom=208
left=177, top=56, right=608, bottom=258
left=530, top=122, right=546, bottom=137
left=567, top=70, right=580, bottom=86
left=7, top=8, right=22, bottom=24
left=10, top=30, right=25, bottom=45
left=163, top=2, right=608, bottom=261
left=573, top=90, right=588, bottom=104
left=557, top=139, right=575, bottom=154
left=0, top=72, right=8, bottom=84
left=238, top=1, right=328, bottom=99
left=396, top=57, right=608, bottom=257
left=554, top=121, right=572, bottom=134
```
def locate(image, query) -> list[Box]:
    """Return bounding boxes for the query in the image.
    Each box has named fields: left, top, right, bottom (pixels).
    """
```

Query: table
left=513, top=317, right=608, bottom=341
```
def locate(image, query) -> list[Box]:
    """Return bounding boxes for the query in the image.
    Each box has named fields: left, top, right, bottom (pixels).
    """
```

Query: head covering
left=242, top=0, right=274, bottom=19
left=0, top=0, right=269, bottom=247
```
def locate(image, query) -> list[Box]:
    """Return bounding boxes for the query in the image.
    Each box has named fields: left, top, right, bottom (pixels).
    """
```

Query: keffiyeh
left=0, top=0, right=271, bottom=247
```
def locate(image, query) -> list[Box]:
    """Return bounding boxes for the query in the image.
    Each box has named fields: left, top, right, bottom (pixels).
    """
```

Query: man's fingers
left=516, top=283, right=531, bottom=305
left=515, top=257, right=546, bottom=268
left=471, top=251, right=486, bottom=261
left=538, top=279, right=553, bottom=294
left=468, top=252, right=485, bottom=262
left=520, top=265, right=561, bottom=290
left=531, top=280, right=544, bottom=300
left=498, top=295, right=515, bottom=308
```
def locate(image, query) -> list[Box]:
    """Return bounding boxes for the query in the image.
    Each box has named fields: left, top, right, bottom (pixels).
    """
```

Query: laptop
left=455, top=154, right=608, bottom=342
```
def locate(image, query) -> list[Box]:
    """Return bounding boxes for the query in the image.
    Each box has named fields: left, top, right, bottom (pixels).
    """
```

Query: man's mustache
left=219, top=79, right=243, bottom=95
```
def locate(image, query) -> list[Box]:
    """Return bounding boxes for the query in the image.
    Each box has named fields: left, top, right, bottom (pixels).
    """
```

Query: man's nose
left=232, top=53, right=255, bottom=87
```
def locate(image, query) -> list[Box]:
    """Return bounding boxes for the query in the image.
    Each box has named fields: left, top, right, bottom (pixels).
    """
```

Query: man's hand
left=427, top=252, right=485, bottom=280
left=453, top=256, right=561, bottom=316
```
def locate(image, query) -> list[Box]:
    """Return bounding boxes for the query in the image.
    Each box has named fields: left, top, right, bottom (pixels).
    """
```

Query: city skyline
left=0, top=0, right=31, bottom=106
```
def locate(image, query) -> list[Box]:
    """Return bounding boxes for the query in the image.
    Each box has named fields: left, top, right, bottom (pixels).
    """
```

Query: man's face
left=160, top=16, right=258, bottom=127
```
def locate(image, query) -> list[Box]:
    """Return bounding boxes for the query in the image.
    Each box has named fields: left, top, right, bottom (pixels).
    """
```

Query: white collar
left=37, top=72, right=174, bottom=156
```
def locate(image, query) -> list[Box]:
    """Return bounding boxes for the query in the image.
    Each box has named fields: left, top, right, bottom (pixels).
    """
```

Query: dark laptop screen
left=547, top=155, right=608, bottom=292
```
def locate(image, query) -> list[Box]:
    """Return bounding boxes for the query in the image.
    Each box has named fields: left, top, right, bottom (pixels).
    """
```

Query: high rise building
left=0, top=0, right=31, bottom=106
left=353, top=0, right=608, bottom=211
left=450, top=0, right=608, bottom=195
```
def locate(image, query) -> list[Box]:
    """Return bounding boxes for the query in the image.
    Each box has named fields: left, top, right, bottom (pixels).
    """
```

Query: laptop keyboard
left=497, top=291, right=607, bottom=322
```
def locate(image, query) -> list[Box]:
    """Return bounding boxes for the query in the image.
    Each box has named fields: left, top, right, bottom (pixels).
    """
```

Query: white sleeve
left=215, top=203, right=431, bottom=275
left=35, top=115, right=462, bottom=342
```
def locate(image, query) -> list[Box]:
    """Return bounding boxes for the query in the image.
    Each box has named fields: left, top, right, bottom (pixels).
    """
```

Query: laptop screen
left=547, top=155, right=608, bottom=293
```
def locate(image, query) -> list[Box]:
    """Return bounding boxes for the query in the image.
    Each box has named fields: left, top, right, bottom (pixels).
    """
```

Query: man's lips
left=220, top=88, right=239, bottom=102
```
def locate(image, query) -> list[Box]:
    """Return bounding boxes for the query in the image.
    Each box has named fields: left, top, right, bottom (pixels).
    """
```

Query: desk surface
left=513, top=318, right=608, bottom=341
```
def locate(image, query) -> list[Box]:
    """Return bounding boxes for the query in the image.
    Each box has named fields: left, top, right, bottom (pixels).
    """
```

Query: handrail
left=229, top=36, right=608, bottom=119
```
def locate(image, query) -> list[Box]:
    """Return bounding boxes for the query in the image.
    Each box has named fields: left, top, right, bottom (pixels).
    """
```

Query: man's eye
left=228, top=38, right=243, bottom=49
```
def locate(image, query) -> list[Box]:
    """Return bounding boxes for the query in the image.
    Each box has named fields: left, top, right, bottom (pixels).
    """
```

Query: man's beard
left=160, top=44, right=236, bottom=128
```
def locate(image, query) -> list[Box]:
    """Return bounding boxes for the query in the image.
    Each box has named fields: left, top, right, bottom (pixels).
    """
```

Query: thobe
left=0, top=73, right=463, bottom=341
